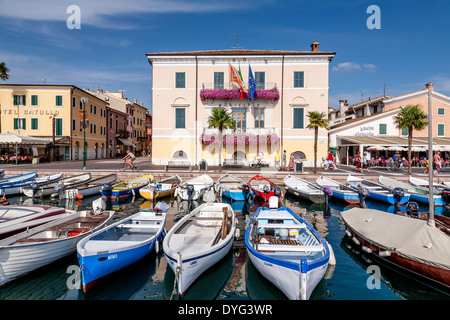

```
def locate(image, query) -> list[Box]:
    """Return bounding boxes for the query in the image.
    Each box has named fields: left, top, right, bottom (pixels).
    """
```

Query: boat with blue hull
left=315, top=176, right=360, bottom=204
left=0, top=172, right=62, bottom=196
left=378, top=175, right=446, bottom=206
left=0, top=171, right=38, bottom=193
left=218, top=174, right=252, bottom=201
left=77, top=208, right=167, bottom=292
left=347, top=175, right=410, bottom=205
left=245, top=204, right=331, bottom=300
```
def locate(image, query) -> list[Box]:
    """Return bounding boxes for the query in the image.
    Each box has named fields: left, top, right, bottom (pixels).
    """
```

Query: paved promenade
left=1, top=156, right=450, bottom=185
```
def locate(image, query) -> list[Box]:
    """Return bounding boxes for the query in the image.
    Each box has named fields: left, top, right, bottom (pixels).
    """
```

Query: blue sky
left=1, top=0, right=449, bottom=113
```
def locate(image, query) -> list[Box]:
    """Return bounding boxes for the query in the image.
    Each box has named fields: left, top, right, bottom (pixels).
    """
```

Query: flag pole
left=427, top=87, right=435, bottom=227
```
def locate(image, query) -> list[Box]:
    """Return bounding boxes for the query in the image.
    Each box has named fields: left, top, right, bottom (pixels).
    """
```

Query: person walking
left=423, top=158, right=429, bottom=174
left=434, top=151, right=442, bottom=176
left=327, top=151, right=337, bottom=170
left=360, top=152, right=370, bottom=173
left=354, top=151, right=362, bottom=172
left=274, top=150, right=281, bottom=170
left=282, top=150, right=287, bottom=170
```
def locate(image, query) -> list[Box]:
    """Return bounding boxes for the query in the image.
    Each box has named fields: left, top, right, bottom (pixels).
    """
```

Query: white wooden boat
left=22, top=173, right=92, bottom=198
left=347, top=175, right=410, bottom=205
left=0, top=200, right=114, bottom=287
left=284, top=174, right=325, bottom=203
left=0, top=205, right=67, bottom=239
left=378, top=175, right=445, bottom=206
left=139, top=175, right=182, bottom=201
left=245, top=205, right=330, bottom=300
left=218, top=174, right=252, bottom=201
left=315, top=176, right=360, bottom=204
left=175, top=174, right=215, bottom=201
left=77, top=208, right=167, bottom=292
left=0, top=172, right=63, bottom=196
left=163, top=202, right=236, bottom=297
left=409, top=176, right=450, bottom=191
left=63, top=173, right=117, bottom=199
left=341, top=207, right=450, bottom=290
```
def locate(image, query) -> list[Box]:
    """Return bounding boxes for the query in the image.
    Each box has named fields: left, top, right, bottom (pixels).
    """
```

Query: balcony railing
left=202, top=82, right=277, bottom=90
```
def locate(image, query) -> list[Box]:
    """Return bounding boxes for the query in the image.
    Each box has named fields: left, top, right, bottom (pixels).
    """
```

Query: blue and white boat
left=316, top=176, right=360, bottom=204
left=218, top=174, right=252, bottom=201
left=0, top=172, right=63, bottom=196
left=245, top=204, right=330, bottom=300
left=378, top=175, right=446, bottom=206
left=347, top=175, right=410, bottom=205
left=163, top=202, right=236, bottom=297
left=77, top=205, right=167, bottom=292
left=0, top=171, right=38, bottom=195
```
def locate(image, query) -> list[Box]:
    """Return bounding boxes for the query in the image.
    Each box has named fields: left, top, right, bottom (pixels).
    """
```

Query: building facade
left=146, top=42, right=335, bottom=166
left=329, top=82, right=450, bottom=163
left=0, top=84, right=108, bottom=161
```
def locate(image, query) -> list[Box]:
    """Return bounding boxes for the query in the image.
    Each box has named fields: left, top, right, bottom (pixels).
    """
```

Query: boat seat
left=118, top=224, right=161, bottom=229
left=257, top=244, right=324, bottom=252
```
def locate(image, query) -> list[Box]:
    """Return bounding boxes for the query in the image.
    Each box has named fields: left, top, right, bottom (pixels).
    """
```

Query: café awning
left=117, top=138, right=135, bottom=147
left=0, top=133, right=51, bottom=145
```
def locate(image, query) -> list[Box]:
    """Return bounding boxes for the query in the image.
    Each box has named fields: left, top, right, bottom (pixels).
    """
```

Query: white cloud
left=363, top=63, right=376, bottom=71
left=331, top=62, right=361, bottom=72
left=0, top=0, right=251, bottom=29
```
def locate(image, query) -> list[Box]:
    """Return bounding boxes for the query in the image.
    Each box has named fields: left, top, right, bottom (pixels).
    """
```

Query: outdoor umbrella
left=410, top=146, right=426, bottom=152
left=387, top=146, right=407, bottom=151
left=367, top=146, right=387, bottom=151
left=0, top=133, right=51, bottom=165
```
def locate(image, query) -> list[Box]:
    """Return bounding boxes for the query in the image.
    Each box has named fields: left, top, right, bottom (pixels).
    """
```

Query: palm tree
left=393, top=105, right=428, bottom=175
left=207, top=107, right=235, bottom=171
left=306, top=111, right=329, bottom=173
left=0, top=62, right=10, bottom=80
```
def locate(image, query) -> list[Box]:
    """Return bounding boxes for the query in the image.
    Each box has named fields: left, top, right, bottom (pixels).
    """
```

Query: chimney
left=425, top=82, right=434, bottom=91
left=134, top=99, right=137, bottom=103
left=339, top=99, right=349, bottom=114
left=311, top=41, right=320, bottom=52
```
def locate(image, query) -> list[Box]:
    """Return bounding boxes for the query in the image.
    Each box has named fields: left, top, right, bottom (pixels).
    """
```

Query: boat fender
left=361, top=246, right=372, bottom=253
left=326, top=240, right=336, bottom=265
left=235, top=227, right=240, bottom=239
left=378, top=250, right=391, bottom=257
left=393, top=187, right=405, bottom=205
left=352, top=236, right=360, bottom=245
left=174, top=187, right=178, bottom=198
left=155, top=239, right=159, bottom=254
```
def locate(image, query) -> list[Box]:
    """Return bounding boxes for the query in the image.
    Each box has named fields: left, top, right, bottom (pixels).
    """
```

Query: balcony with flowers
left=200, top=83, right=279, bottom=101
left=200, top=128, right=280, bottom=145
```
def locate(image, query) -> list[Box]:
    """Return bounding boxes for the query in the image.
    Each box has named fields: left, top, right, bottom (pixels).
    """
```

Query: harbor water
left=0, top=192, right=449, bottom=300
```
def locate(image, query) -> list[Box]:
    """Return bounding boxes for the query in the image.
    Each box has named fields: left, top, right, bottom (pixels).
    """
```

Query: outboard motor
left=263, top=184, right=270, bottom=200
left=241, top=184, right=250, bottom=201
left=393, top=187, right=405, bottom=206
left=406, top=201, right=419, bottom=218
left=30, top=181, right=39, bottom=198
left=186, top=184, right=195, bottom=201
left=101, top=183, right=113, bottom=200
left=441, top=190, right=450, bottom=207
left=323, top=186, right=333, bottom=206
left=273, top=186, right=282, bottom=198
left=358, top=187, right=369, bottom=207
left=52, top=182, right=65, bottom=199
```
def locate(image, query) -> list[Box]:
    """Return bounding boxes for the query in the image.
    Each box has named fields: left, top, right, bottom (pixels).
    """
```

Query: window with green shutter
left=55, top=95, right=63, bottom=106
left=214, top=72, right=224, bottom=89
left=401, top=127, right=408, bottom=136
left=293, top=108, right=304, bottom=129
left=175, top=72, right=185, bottom=88
left=31, top=95, right=38, bottom=106
left=438, top=123, right=445, bottom=136
left=255, top=72, right=265, bottom=89
left=379, top=123, right=387, bottom=134
left=294, top=71, right=305, bottom=88
left=13, top=95, right=26, bottom=106
left=437, top=108, right=445, bottom=116
left=55, top=118, right=63, bottom=136
left=175, top=108, right=186, bottom=129
left=14, top=118, right=26, bottom=130
left=31, top=118, right=38, bottom=130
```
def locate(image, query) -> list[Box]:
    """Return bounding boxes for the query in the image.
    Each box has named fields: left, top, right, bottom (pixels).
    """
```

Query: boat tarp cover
left=341, top=208, right=450, bottom=271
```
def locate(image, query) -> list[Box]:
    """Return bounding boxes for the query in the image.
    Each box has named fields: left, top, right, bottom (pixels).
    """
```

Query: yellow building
left=0, top=84, right=108, bottom=161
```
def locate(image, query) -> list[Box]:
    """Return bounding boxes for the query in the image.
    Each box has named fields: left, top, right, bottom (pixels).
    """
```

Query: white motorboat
left=175, top=174, right=215, bottom=201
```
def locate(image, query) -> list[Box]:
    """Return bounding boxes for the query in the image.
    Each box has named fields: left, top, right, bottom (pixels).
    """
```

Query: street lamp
left=80, top=96, right=87, bottom=170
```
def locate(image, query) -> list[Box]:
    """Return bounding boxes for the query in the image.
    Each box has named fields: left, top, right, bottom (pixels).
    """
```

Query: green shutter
left=379, top=123, right=387, bottom=134
left=31, top=95, right=38, bottom=106
left=175, top=108, right=185, bottom=128
left=175, top=73, right=185, bottom=88
left=31, top=118, right=38, bottom=130
left=401, top=127, right=408, bottom=136
left=14, top=118, right=17, bottom=129
left=293, top=108, right=304, bottom=129
left=294, top=72, right=305, bottom=88
left=56, top=95, right=62, bottom=106
left=438, top=108, right=445, bottom=115
left=438, top=124, right=445, bottom=136
left=56, top=118, right=63, bottom=136
left=13, top=95, right=17, bottom=106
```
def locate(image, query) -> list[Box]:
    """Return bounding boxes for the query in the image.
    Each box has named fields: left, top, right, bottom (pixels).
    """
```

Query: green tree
left=393, top=105, right=428, bottom=175
left=0, top=62, right=10, bottom=80
left=306, top=111, right=329, bottom=173
left=207, top=108, right=235, bottom=171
